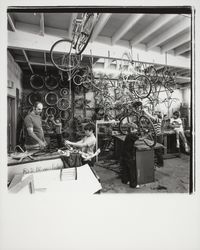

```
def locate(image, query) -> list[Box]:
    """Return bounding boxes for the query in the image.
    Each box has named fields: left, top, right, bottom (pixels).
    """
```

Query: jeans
left=155, top=134, right=164, bottom=166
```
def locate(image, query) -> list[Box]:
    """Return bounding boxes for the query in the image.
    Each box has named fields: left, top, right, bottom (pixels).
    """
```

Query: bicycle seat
left=132, top=101, right=142, bottom=108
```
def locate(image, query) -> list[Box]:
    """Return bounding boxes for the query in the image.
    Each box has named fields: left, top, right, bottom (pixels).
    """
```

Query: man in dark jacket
left=120, top=123, right=139, bottom=188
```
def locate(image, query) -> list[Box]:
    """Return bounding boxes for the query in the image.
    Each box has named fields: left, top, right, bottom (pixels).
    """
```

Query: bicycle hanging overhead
left=50, top=13, right=99, bottom=72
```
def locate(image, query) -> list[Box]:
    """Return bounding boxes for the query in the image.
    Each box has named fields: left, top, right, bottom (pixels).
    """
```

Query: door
left=7, top=96, right=16, bottom=152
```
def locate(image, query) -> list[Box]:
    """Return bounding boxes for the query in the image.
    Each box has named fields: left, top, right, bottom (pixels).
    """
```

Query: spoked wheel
left=119, top=112, right=139, bottom=135
left=132, top=75, right=152, bottom=99
left=30, top=74, right=44, bottom=89
left=76, top=13, right=98, bottom=55
left=139, top=115, right=156, bottom=147
left=50, top=39, right=80, bottom=72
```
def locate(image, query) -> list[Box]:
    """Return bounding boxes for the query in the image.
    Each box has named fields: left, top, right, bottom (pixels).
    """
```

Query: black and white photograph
left=6, top=6, right=193, bottom=194
left=0, top=1, right=200, bottom=250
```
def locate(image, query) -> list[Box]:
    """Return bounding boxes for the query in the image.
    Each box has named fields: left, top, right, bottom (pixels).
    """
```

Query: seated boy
left=64, top=123, right=99, bottom=167
left=170, top=111, right=189, bottom=153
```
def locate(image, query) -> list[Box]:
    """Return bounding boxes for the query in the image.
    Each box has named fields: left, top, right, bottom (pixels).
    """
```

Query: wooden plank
left=9, top=174, right=35, bottom=194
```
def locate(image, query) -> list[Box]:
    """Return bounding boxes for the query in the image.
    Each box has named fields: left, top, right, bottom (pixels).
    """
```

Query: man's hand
left=64, top=140, right=71, bottom=146
left=39, top=140, right=46, bottom=149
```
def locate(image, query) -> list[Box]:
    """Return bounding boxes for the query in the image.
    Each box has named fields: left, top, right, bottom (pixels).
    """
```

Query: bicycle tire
left=45, top=75, right=59, bottom=90
left=57, top=98, right=70, bottom=111
left=73, top=73, right=83, bottom=86
left=44, top=92, right=58, bottom=106
left=139, top=115, right=156, bottom=147
left=30, top=74, right=44, bottom=89
left=76, top=13, right=98, bottom=55
left=119, top=112, right=139, bottom=135
left=46, top=107, right=57, bottom=117
left=132, top=75, right=152, bottom=99
left=28, top=92, right=43, bottom=106
left=50, top=39, right=79, bottom=72
left=60, top=88, right=69, bottom=97
left=59, top=109, right=72, bottom=121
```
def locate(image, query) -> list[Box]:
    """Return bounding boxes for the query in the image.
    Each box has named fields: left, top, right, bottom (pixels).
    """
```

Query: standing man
left=120, top=123, right=139, bottom=188
left=24, top=101, right=47, bottom=150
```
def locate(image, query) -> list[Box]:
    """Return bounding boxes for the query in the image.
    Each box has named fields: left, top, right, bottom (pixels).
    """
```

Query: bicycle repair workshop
left=7, top=7, right=193, bottom=194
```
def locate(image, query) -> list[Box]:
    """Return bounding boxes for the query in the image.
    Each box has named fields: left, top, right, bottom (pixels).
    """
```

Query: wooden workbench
left=7, top=151, right=81, bottom=183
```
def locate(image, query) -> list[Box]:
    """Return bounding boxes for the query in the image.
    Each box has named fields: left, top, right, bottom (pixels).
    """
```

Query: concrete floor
left=94, top=153, right=191, bottom=193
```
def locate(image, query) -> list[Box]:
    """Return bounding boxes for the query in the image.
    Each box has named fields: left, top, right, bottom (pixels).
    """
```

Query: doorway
left=7, top=96, right=16, bottom=152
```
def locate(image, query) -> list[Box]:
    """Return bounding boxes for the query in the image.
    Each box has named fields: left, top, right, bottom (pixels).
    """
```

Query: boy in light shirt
left=170, top=111, right=189, bottom=153
left=64, top=123, right=100, bottom=167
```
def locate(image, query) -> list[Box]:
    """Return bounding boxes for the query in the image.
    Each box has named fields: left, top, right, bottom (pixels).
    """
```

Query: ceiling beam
left=147, top=18, right=190, bottom=50
left=181, top=72, right=190, bottom=77
left=177, top=69, right=189, bottom=74
left=174, top=68, right=189, bottom=74
left=8, top=30, right=191, bottom=69
left=131, top=14, right=177, bottom=46
left=90, top=13, right=112, bottom=42
left=39, top=13, right=45, bottom=36
left=43, top=51, right=47, bottom=72
left=15, top=59, right=54, bottom=67
left=170, top=67, right=182, bottom=73
left=174, top=42, right=191, bottom=56
left=112, top=14, right=144, bottom=45
left=22, top=50, right=34, bottom=74
left=7, top=14, right=16, bottom=32
left=161, top=32, right=190, bottom=53
left=68, top=13, right=78, bottom=39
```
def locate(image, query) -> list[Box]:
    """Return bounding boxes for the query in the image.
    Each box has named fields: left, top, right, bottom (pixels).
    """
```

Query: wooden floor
left=94, top=153, right=191, bottom=193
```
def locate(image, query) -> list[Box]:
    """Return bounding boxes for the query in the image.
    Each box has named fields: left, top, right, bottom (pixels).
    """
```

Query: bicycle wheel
left=45, top=75, right=59, bottom=90
left=30, top=74, right=44, bottom=89
left=59, top=109, right=72, bottom=121
left=57, top=98, right=70, bottom=111
left=45, top=92, right=58, bottom=106
left=139, top=115, right=156, bottom=147
left=50, top=39, right=80, bottom=72
left=46, top=107, right=57, bottom=117
left=132, top=75, right=152, bottom=99
left=28, top=92, right=43, bottom=106
left=76, top=13, right=98, bottom=55
left=119, top=112, right=139, bottom=135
